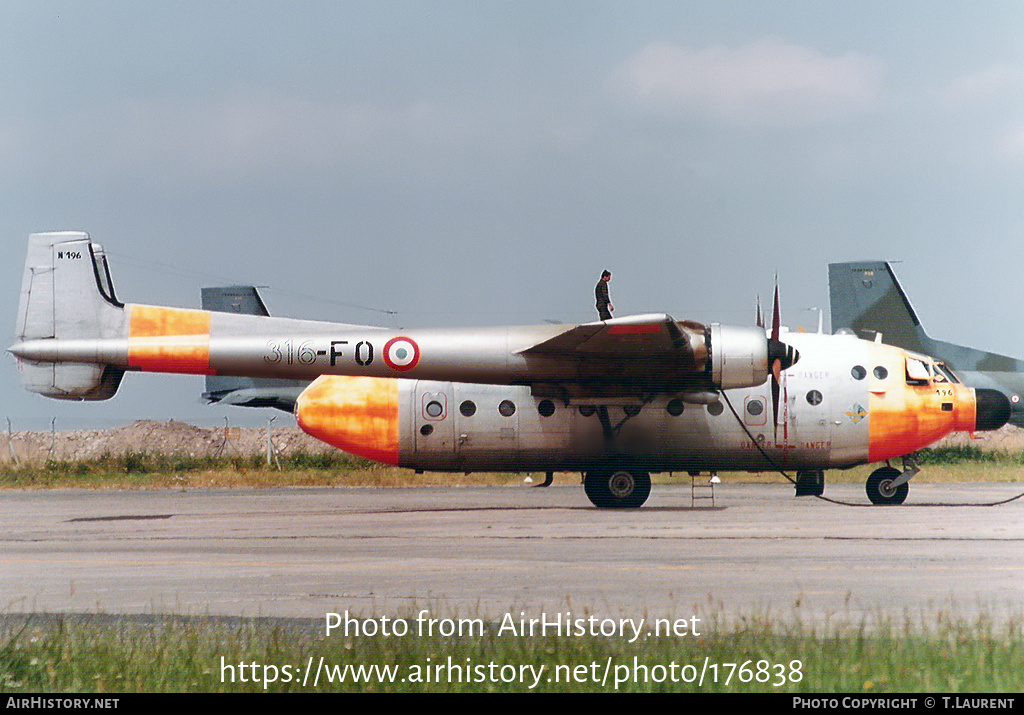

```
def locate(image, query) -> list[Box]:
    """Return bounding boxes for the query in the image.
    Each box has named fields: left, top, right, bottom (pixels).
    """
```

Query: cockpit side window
left=934, top=362, right=960, bottom=384
left=905, top=357, right=931, bottom=385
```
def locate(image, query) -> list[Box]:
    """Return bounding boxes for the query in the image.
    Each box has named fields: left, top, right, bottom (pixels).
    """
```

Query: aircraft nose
left=974, top=388, right=1011, bottom=432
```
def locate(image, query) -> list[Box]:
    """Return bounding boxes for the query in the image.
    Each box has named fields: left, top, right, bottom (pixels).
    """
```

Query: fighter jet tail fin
left=200, top=285, right=307, bottom=412
left=200, top=285, right=271, bottom=318
left=828, top=261, right=932, bottom=355
left=13, top=232, right=126, bottom=400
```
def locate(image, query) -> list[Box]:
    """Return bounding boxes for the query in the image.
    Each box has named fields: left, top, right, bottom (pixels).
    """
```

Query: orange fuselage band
left=127, top=305, right=213, bottom=375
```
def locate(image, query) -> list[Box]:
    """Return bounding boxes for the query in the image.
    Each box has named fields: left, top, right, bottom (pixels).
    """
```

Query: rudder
left=14, top=232, right=126, bottom=400
left=828, top=261, right=929, bottom=355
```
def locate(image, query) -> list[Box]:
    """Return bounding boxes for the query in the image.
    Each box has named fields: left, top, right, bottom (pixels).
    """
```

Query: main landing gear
left=584, top=404, right=654, bottom=508
left=794, top=470, right=825, bottom=497
left=865, top=458, right=919, bottom=505
left=584, top=464, right=651, bottom=508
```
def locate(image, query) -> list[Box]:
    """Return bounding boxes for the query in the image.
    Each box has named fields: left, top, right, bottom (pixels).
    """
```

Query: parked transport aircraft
left=10, top=233, right=1010, bottom=506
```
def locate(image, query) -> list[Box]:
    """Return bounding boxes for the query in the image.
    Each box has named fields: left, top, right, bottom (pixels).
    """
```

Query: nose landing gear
left=865, top=458, right=918, bottom=505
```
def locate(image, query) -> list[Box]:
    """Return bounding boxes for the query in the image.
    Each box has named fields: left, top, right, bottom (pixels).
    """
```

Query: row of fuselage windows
left=434, top=393, right=827, bottom=422
left=851, top=362, right=957, bottom=384
left=851, top=364, right=888, bottom=381
left=426, top=361, right=937, bottom=423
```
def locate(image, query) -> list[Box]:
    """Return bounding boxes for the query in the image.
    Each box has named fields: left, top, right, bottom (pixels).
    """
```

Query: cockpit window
left=934, top=363, right=960, bottom=384
left=905, top=357, right=931, bottom=384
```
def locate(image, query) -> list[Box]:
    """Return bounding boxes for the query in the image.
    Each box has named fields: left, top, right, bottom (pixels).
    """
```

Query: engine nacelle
left=709, top=323, right=770, bottom=390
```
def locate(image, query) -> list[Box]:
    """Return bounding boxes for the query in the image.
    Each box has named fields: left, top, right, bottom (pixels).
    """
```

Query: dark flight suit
left=595, top=279, right=612, bottom=320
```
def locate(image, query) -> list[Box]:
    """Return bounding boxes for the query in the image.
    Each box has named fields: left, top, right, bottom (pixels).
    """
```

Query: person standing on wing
left=596, top=270, right=613, bottom=320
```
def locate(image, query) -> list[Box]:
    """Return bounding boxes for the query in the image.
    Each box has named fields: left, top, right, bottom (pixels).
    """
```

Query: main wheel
left=584, top=466, right=651, bottom=508
left=865, top=467, right=908, bottom=505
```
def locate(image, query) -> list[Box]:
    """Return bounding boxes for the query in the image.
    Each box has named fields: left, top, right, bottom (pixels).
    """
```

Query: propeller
left=765, top=280, right=800, bottom=439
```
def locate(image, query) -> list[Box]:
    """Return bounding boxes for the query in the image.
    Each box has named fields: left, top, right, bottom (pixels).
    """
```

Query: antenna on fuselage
left=804, top=307, right=824, bottom=334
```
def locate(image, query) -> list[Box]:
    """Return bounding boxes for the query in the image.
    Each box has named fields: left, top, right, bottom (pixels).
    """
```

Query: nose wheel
left=584, top=465, right=651, bottom=508
left=865, top=466, right=909, bottom=505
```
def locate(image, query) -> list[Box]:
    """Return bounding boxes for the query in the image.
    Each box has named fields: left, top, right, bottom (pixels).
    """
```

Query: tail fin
left=200, top=285, right=307, bottom=412
left=827, top=261, right=931, bottom=355
left=14, top=232, right=126, bottom=400
left=200, top=285, right=270, bottom=318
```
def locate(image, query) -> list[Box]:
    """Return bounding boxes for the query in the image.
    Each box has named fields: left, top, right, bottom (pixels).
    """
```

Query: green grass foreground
left=1, top=611, right=1022, bottom=693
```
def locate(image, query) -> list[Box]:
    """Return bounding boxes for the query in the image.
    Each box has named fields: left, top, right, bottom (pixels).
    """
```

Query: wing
left=519, top=313, right=700, bottom=357
left=517, top=314, right=711, bottom=398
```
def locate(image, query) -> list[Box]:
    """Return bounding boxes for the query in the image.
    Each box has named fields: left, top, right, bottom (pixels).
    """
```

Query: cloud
left=0, top=91, right=489, bottom=183
left=2, top=89, right=591, bottom=187
left=940, top=63, right=1024, bottom=109
left=102, top=93, right=465, bottom=175
left=938, top=65, right=1024, bottom=163
left=610, top=38, right=883, bottom=127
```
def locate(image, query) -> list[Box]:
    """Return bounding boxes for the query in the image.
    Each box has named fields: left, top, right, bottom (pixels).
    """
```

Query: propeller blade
left=769, top=278, right=788, bottom=440
left=772, top=362, right=781, bottom=438
left=771, top=280, right=780, bottom=343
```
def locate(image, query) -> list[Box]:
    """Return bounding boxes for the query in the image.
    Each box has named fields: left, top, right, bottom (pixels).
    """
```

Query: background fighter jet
left=829, top=261, right=1024, bottom=428
left=201, top=286, right=307, bottom=412
left=11, top=233, right=1010, bottom=506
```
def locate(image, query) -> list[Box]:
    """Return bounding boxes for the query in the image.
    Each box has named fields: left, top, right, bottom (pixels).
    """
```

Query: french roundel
left=383, top=336, right=421, bottom=371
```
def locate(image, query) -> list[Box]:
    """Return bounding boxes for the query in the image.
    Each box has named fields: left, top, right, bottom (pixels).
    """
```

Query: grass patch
left=0, top=450, right=537, bottom=489
left=2, top=445, right=1024, bottom=490
left=1, top=610, right=1021, bottom=692
left=916, top=445, right=1006, bottom=464
left=1, top=450, right=365, bottom=489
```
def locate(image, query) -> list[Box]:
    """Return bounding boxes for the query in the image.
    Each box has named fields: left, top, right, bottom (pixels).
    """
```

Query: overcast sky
left=4, top=1, right=1024, bottom=430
